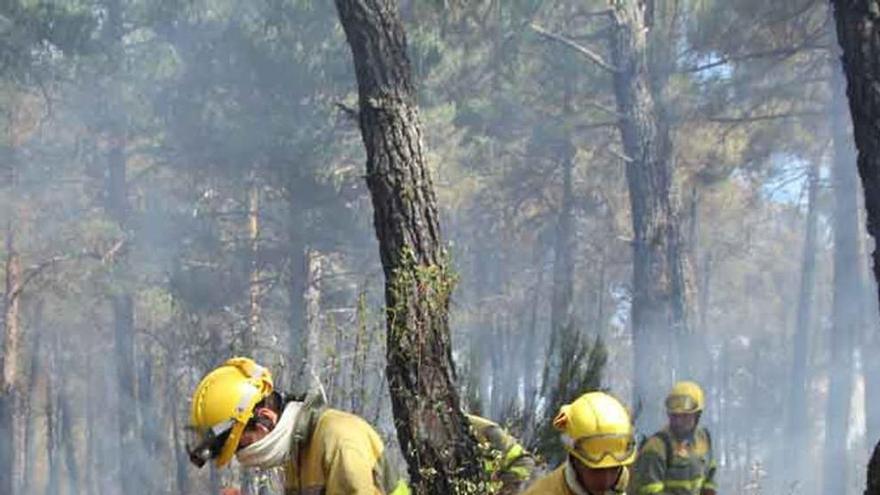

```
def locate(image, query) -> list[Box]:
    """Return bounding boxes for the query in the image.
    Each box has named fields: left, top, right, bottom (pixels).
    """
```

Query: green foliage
left=533, top=331, right=607, bottom=465
left=0, top=1, right=97, bottom=80
left=387, top=245, right=458, bottom=341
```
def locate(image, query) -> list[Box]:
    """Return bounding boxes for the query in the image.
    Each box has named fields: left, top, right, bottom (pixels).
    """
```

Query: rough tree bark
left=245, top=173, right=261, bottom=354
left=112, top=292, right=137, bottom=491
left=101, top=0, right=141, bottom=488
left=609, top=0, right=689, bottom=429
left=302, top=248, right=323, bottom=387
left=1, top=223, right=22, bottom=495
left=784, top=160, right=819, bottom=488
left=828, top=2, right=880, bottom=490
left=23, top=313, right=43, bottom=495
left=869, top=440, right=880, bottom=495
left=108, top=141, right=137, bottom=494
left=334, top=0, right=485, bottom=492
left=46, top=322, right=61, bottom=495
left=286, top=194, right=307, bottom=389
left=242, top=174, right=266, bottom=495
left=824, top=61, right=861, bottom=495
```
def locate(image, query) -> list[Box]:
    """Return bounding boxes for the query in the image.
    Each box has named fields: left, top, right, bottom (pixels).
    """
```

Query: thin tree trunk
left=23, top=311, right=42, bottom=495
left=60, top=375, right=80, bottom=495
left=1, top=223, right=22, bottom=495
left=245, top=174, right=261, bottom=354
left=105, top=129, right=140, bottom=495
left=352, top=287, right=372, bottom=414
left=334, top=0, right=484, bottom=491
left=46, top=322, right=61, bottom=495
left=169, top=352, right=190, bottom=495
left=112, top=293, right=137, bottom=494
left=474, top=242, right=492, bottom=415
left=542, top=144, right=577, bottom=399
left=84, top=348, right=99, bottom=495
left=594, top=256, right=608, bottom=337
left=784, top=160, right=820, bottom=488
left=521, top=246, right=545, bottom=442
left=302, top=248, right=323, bottom=387
left=138, top=355, right=160, bottom=494
left=243, top=175, right=263, bottom=495
left=609, top=0, right=688, bottom=429
left=286, top=231, right=306, bottom=390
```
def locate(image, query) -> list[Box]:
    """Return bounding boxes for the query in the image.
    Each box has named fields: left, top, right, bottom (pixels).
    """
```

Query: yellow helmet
left=665, top=381, right=705, bottom=414
left=187, top=357, right=274, bottom=467
left=553, top=392, right=636, bottom=468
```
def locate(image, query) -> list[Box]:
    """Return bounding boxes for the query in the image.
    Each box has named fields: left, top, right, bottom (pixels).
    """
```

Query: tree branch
left=574, top=121, right=619, bottom=132
left=8, top=238, right=126, bottom=301
left=681, top=44, right=829, bottom=73
left=583, top=98, right=621, bottom=117
left=335, top=101, right=359, bottom=121
left=530, top=23, right=619, bottom=74
left=707, top=110, right=821, bottom=124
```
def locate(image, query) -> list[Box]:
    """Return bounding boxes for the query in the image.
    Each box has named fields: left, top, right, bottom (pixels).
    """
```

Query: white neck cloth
left=236, top=401, right=302, bottom=468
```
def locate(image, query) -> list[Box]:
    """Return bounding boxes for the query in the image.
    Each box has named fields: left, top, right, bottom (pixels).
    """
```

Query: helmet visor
left=185, top=423, right=232, bottom=468
left=665, top=394, right=699, bottom=413
left=571, top=433, right=636, bottom=465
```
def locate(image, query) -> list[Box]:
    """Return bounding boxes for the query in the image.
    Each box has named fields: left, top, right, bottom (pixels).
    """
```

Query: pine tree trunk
left=542, top=144, right=577, bottom=399
left=286, top=207, right=307, bottom=389
left=302, top=248, right=323, bottom=387
left=785, top=160, right=819, bottom=488
left=334, top=0, right=484, bottom=492
left=46, top=323, right=61, bottom=495
left=830, top=0, right=880, bottom=312
left=245, top=174, right=261, bottom=355
left=868, top=440, right=880, bottom=495
left=138, top=356, right=160, bottom=494
left=242, top=177, right=264, bottom=495
left=106, top=132, right=140, bottom=495
left=61, top=379, right=80, bottom=495
left=23, top=315, right=42, bottom=495
left=828, top=3, right=880, bottom=490
left=112, top=292, right=138, bottom=494
left=1, top=224, right=22, bottom=495
left=609, top=0, right=688, bottom=429
left=824, top=62, right=861, bottom=495
left=521, top=245, right=546, bottom=442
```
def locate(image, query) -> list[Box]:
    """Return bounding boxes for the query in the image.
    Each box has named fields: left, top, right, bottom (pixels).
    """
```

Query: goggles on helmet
left=185, top=420, right=234, bottom=468
left=562, top=432, right=636, bottom=465
left=665, top=394, right=699, bottom=413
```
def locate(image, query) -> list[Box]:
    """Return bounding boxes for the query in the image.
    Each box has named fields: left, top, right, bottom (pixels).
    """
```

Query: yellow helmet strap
left=186, top=419, right=236, bottom=468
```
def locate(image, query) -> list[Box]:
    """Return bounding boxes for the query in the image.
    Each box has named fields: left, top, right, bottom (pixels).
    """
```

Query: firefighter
left=185, top=357, right=409, bottom=495
left=632, top=381, right=717, bottom=495
left=468, top=413, right=537, bottom=493
left=522, top=392, right=635, bottom=495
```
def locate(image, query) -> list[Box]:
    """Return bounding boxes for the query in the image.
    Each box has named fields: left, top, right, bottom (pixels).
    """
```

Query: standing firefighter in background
left=633, top=381, right=717, bottom=495
left=468, top=414, right=537, bottom=493
left=523, top=392, right=635, bottom=495
left=185, top=357, right=409, bottom=495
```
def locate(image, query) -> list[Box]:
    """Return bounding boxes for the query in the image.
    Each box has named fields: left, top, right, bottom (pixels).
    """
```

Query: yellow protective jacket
left=468, top=414, right=536, bottom=493
left=282, top=393, right=407, bottom=495
left=521, top=462, right=628, bottom=495
left=632, top=427, right=717, bottom=495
